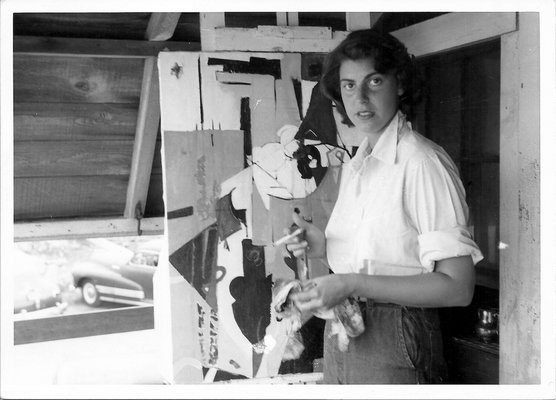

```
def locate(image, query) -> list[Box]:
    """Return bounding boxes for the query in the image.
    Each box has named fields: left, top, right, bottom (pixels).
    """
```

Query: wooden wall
left=13, top=54, right=144, bottom=220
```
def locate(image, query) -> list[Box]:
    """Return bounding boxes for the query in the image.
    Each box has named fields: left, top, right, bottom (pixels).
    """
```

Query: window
left=13, top=235, right=163, bottom=344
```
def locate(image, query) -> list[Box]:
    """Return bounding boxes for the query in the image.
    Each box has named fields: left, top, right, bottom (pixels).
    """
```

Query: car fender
left=71, top=261, right=143, bottom=291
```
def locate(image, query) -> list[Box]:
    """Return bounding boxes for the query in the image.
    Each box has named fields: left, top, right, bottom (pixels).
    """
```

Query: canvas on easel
left=155, top=51, right=348, bottom=383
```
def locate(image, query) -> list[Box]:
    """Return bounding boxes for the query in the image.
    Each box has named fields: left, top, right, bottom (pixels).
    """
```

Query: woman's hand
left=284, top=212, right=326, bottom=259
left=290, top=274, right=354, bottom=313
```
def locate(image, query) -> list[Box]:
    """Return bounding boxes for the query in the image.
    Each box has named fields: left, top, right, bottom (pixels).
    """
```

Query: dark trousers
left=323, top=301, right=448, bottom=384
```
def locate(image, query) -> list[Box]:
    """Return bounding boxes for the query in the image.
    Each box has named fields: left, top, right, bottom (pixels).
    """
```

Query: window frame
left=12, top=217, right=162, bottom=345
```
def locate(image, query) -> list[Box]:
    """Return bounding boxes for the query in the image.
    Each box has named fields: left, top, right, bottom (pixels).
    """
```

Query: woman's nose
left=356, top=86, right=369, bottom=103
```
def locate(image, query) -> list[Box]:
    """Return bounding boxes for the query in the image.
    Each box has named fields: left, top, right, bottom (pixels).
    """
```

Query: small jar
left=475, top=307, right=499, bottom=343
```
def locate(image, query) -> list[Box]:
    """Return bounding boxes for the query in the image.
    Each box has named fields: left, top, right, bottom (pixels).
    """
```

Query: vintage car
left=71, top=239, right=159, bottom=307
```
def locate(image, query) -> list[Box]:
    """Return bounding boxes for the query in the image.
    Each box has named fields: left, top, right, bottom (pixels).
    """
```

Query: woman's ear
left=397, top=85, right=405, bottom=97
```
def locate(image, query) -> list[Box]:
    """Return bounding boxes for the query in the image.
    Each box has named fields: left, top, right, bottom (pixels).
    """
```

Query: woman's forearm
left=341, top=256, right=475, bottom=308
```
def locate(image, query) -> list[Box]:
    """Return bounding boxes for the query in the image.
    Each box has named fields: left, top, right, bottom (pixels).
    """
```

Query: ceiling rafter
left=14, top=35, right=200, bottom=58
left=145, top=13, right=182, bottom=41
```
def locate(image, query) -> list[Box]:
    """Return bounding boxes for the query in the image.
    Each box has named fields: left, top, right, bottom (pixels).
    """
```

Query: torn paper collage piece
left=155, top=51, right=353, bottom=383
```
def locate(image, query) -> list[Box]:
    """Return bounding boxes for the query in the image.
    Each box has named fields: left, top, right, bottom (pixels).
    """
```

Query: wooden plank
left=145, top=13, right=181, bottom=41
left=14, top=140, right=134, bottom=177
left=14, top=102, right=137, bottom=141
left=14, top=217, right=164, bottom=241
left=200, top=12, right=225, bottom=52
left=158, top=52, right=201, bottom=132
left=257, top=25, right=332, bottom=40
left=276, top=12, right=287, bottom=26
left=212, top=27, right=349, bottom=52
left=14, top=176, right=128, bottom=221
left=13, top=13, right=152, bottom=41
left=124, top=57, right=160, bottom=218
left=346, top=12, right=371, bottom=31
left=14, top=54, right=143, bottom=103
left=14, top=305, right=154, bottom=345
left=393, top=12, right=517, bottom=57
left=14, top=35, right=200, bottom=58
left=286, top=12, right=299, bottom=27
left=499, top=13, right=541, bottom=384
left=277, top=12, right=299, bottom=27
left=216, top=372, right=323, bottom=384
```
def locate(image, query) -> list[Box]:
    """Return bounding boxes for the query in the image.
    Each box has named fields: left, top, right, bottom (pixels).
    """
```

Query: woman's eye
left=342, top=82, right=355, bottom=91
left=368, top=78, right=382, bottom=87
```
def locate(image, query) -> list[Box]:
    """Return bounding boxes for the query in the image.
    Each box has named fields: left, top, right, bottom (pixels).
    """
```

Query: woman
left=285, top=29, right=483, bottom=384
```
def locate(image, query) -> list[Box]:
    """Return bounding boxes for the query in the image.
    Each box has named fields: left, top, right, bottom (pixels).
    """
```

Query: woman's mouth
left=355, top=111, right=375, bottom=120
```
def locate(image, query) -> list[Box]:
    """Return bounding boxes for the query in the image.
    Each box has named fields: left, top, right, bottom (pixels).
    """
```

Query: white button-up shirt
left=325, top=112, right=483, bottom=276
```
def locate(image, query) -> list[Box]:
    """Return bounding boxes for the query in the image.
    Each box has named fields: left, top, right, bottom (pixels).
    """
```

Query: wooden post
left=200, top=12, right=225, bottom=52
left=124, top=57, right=160, bottom=219
left=499, top=12, right=540, bottom=384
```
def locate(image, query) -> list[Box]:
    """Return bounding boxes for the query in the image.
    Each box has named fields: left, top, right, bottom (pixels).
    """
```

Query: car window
left=130, top=252, right=158, bottom=267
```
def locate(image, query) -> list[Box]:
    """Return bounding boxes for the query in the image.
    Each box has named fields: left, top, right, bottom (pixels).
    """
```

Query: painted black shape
left=215, top=192, right=241, bottom=241
left=292, top=78, right=303, bottom=121
left=207, top=57, right=281, bottom=80
left=240, top=97, right=251, bottom=168
left=279, top=316, right=325, bottom=375
left=292, top=143, right=327, bottom=186
left=167, top=206, right=194, bottom=219
left=201, top=227, right=224, bottom=311
left=198, top=57, right=204, bottom=125
left=169, top=223, right=220, bottom=302
left=215, top=191, right=246, bottom=242
left=229, top=239, right=272, bottom=346
left=294, top=81, right=338, bottom=146
left=283, top=254, right=299, bottom=280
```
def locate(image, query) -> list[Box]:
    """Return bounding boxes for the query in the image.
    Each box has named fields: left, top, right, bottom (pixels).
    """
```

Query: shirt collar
left=350, top=111, right=406, bottom=173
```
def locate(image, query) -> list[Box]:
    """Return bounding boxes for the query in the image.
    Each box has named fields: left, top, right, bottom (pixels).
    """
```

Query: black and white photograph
left=1, top=0, right=555, bottom=398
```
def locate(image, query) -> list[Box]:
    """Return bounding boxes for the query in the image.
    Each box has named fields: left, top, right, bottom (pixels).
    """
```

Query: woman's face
left=339, top=57, right=403, bottom=135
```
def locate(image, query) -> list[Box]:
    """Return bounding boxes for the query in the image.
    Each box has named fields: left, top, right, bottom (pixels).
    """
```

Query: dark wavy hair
left=320, top=29, right=421, bottom=126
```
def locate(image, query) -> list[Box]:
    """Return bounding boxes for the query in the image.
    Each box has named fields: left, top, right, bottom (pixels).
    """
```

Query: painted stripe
left=167, top=206, right=194, bottom=219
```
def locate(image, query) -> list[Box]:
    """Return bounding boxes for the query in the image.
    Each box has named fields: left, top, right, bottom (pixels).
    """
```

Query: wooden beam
left=346, top=12, right=371, bottom=31
left=14, top=217, right=164, bottom=241
left=145, top=13, right=181, bottom=41
left=499, top=13, right=540, bottom=384
left=200, top=12, right=225, bottom=51
left=214, top=372, right=323, bottom=384
left=211, top=26, right=349, bottom=52
left=14, top=35, right=200, bottom=58
left=14, top=305, right=154, bottom=345
left=276, top=12, right=288, bottom=26
left=392, top=12, right=517, bottom=57
left=286, top=12, right=299, bottom=26
left=124, top=57, right=160, bottom=219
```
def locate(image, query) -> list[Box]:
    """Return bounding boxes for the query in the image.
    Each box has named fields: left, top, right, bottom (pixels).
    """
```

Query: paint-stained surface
left=157, top=51, right=346, bottom=382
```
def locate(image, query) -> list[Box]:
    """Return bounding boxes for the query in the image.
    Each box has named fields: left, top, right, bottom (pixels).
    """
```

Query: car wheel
left=81, top=280, right=101, bottom=306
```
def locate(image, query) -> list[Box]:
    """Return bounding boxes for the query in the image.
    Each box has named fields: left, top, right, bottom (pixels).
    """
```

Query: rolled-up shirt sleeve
left=405, top=152, right=484, bottom=272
